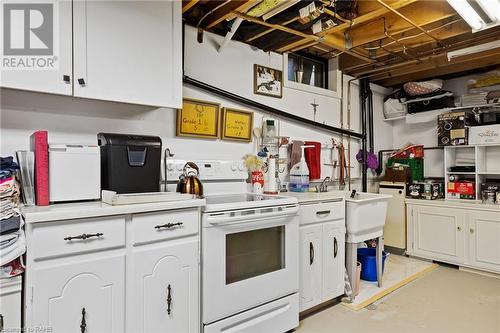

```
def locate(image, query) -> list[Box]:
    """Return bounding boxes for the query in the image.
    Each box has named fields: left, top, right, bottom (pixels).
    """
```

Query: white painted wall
left=1, top=25, right=392, bottom=191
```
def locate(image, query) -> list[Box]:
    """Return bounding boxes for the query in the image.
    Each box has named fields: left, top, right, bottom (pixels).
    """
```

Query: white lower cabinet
left=31, top=256, right=125, bottom=332
left=299, top=224, right=322, bottom=311
left=298, top=201, right=346, bottom=312
left=129, top=239, right=199, bottom=333
left=321, top=222, right=345, bottom=300
left=411, top=205, right=465, bottom=264
left=24, top=208, right=200, bottom=333
left=407, top=202, right=500, bottom=274
left=0, top=276, right=22, bottom=332
left=467, top=210, right=500, bottom=272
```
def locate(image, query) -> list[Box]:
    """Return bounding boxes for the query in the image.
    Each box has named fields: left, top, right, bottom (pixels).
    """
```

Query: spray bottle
left=289, top=145, right=314, bottom=192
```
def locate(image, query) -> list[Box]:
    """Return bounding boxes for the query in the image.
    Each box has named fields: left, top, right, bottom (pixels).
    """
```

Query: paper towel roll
left=264, top=156, right=278, bottom=194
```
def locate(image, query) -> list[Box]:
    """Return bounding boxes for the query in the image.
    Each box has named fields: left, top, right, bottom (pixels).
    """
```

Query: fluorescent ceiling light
left=476, top=0, right=500, bottom=21
left=446, top=0, right=484, bottom=30
left=447, top=40, right=500, bottom=61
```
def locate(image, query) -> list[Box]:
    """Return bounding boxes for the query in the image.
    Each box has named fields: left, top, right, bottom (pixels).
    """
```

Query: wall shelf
left=444, top=144, right=500, bottom=201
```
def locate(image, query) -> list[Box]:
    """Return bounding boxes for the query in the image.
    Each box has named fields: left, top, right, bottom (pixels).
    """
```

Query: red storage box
left=447, top=182, right=475, bottom=195
left=391, top=145, right=424, bottom=159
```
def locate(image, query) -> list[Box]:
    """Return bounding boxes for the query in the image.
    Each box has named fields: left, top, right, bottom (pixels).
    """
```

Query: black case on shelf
left=98, top=133, right=162, bottom=193
left=406, top=91, right=455, bottom=114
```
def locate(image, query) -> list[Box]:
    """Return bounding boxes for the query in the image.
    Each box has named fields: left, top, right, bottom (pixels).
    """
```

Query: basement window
left=287, top=53, right=328, bottom=89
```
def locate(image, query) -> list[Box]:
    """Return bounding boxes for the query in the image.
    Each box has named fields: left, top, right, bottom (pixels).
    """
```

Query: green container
left=387, top=158, right=424, bottom=182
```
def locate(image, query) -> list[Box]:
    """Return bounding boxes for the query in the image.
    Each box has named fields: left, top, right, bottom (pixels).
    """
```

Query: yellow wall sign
left=176, top=98, right=220, bottom=139
left=221, top=108, right=253, bottom=142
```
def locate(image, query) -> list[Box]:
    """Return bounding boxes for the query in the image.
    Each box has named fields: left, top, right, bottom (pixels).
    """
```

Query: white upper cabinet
left=1, top=0, right=182, bottom=108
left=0, top=0, right=73, bottom=95
left=72, top=0, right=182, bottom=107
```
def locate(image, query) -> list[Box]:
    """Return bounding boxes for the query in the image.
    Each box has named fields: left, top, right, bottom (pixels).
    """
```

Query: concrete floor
left=297, top=266, right=500, bottom=333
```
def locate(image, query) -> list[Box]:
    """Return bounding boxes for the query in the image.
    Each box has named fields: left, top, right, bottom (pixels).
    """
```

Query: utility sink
left=344, top=191, right=392, bottom=243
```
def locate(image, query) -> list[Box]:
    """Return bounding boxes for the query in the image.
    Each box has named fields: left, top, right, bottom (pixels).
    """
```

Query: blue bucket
left=357, top=248, right=388, bottom=282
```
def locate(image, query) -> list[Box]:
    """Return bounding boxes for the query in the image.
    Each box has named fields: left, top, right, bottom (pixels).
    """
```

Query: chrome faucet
left=318, top=177, right=331, bottom=193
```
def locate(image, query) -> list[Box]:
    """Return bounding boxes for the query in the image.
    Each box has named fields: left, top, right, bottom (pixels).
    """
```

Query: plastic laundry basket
left=357, top=248, right=388, bottom=282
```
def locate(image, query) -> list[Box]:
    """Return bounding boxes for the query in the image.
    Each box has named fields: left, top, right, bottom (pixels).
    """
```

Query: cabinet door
left=30, top=255, right=125, bottom=332
left=412, top=206, right=465, bottom=264
left=72, top=0, right=182, bottom=107
left=129, top=239, right=199, bottom=333
left=299, top=224, right=322, bottom=312
left=0, top=0, right=72, bottom=95
left=467, top=211, right=500, bottom=273
left=321, top=223, right=345, bottom=302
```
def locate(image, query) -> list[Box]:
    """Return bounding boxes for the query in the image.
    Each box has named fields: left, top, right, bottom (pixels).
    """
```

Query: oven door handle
left=207, top=206, right=299, bottom=226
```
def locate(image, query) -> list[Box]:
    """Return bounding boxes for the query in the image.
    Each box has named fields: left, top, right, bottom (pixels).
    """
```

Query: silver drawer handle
left=316, top=210, right=331, bottom=217
left=155, top=222, right=183, bottom=230
left=64, top=233, right=103, bottom=241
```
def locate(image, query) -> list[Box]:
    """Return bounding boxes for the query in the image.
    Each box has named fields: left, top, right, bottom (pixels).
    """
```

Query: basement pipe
left=367, top=82, right=374, bottom=153
left=360, top=79, right=368, bottom=192
left=183, top=75, right=365, bottom=139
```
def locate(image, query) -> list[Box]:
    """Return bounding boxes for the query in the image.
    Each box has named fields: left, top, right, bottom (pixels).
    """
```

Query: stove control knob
left=238, top=163, right=245, bottom=171
left=230, top=164, right=237, bottom=171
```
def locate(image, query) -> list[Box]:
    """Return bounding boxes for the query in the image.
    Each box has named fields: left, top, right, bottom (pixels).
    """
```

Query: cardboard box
left=438, top=111, right=472, bottom=146
left=407, top=183, right=425, bottom=198
left=469, top=124, right=500, bottom=145
left=447, top=182, right=475, bottom=195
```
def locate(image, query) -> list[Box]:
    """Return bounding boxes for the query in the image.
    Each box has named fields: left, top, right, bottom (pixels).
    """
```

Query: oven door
left=202, top=205, right=299, bottom=324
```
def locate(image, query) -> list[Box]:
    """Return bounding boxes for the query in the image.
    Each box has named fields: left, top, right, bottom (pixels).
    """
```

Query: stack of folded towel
left=0, top=157, right=25, bottom=279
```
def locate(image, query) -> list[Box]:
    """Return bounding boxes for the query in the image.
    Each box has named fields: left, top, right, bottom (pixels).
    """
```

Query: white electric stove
left=166, top=160, right=300, bottom=333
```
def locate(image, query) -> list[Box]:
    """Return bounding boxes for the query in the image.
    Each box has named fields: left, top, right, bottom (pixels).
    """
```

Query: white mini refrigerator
left=379, top=182, right=407, bottom=252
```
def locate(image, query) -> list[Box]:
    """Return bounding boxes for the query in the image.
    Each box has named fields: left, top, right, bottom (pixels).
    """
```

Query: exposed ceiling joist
left=349, top=3, right=456, bottom=49
left=245, top=16, right=299, bottom=42
left=375, top=0, right=444, bottom=46
left=205, top=0, right=260, bottom=30
left=182, top=0, right=199, bottom=14
left=376, top=47, right=500, bottom=86
left=233, top=11, right=376, bottom=63
left=275, top=0, right=418, bottom=53
left=355, top=31, right=500, bottom=79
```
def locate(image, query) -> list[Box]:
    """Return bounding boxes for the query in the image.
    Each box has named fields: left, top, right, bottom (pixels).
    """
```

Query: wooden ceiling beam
left=274, top=0, right=417, bottom=55
left=245, top=16, right=299, bottom=42
left=233, top=11, right=376, bottom=63
left=205, top=0, right=260, bottom=30
left=349, top=28, right=500, bottom=77
left=182, top=0, right=199, bottom=14
left=375, top=48, right=500, bottom=86
left=349, top=3, right=457, bottom=49
left=351, top=18, right=467, bottom=64
left=375, top=0, right=444, bottom=46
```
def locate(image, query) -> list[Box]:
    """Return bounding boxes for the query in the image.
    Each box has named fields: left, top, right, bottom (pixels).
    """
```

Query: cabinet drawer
left=31, top=216, right=126, bottom=261
left=132, top=209, right=199, bottom=245
left=299, top=200, right=345, bottom=225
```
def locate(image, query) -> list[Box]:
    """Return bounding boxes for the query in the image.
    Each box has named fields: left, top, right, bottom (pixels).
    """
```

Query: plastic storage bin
left=387, top=158, right=424, bottom=182
left=357, top=248, right=388, bottom=282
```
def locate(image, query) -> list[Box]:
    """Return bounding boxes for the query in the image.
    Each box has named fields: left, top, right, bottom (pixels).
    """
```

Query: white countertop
left=284, top=191, right=345, bottom=204
left=405, top=198, right=500, bottom=211
left=21, top=198, right=206, bottom=223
